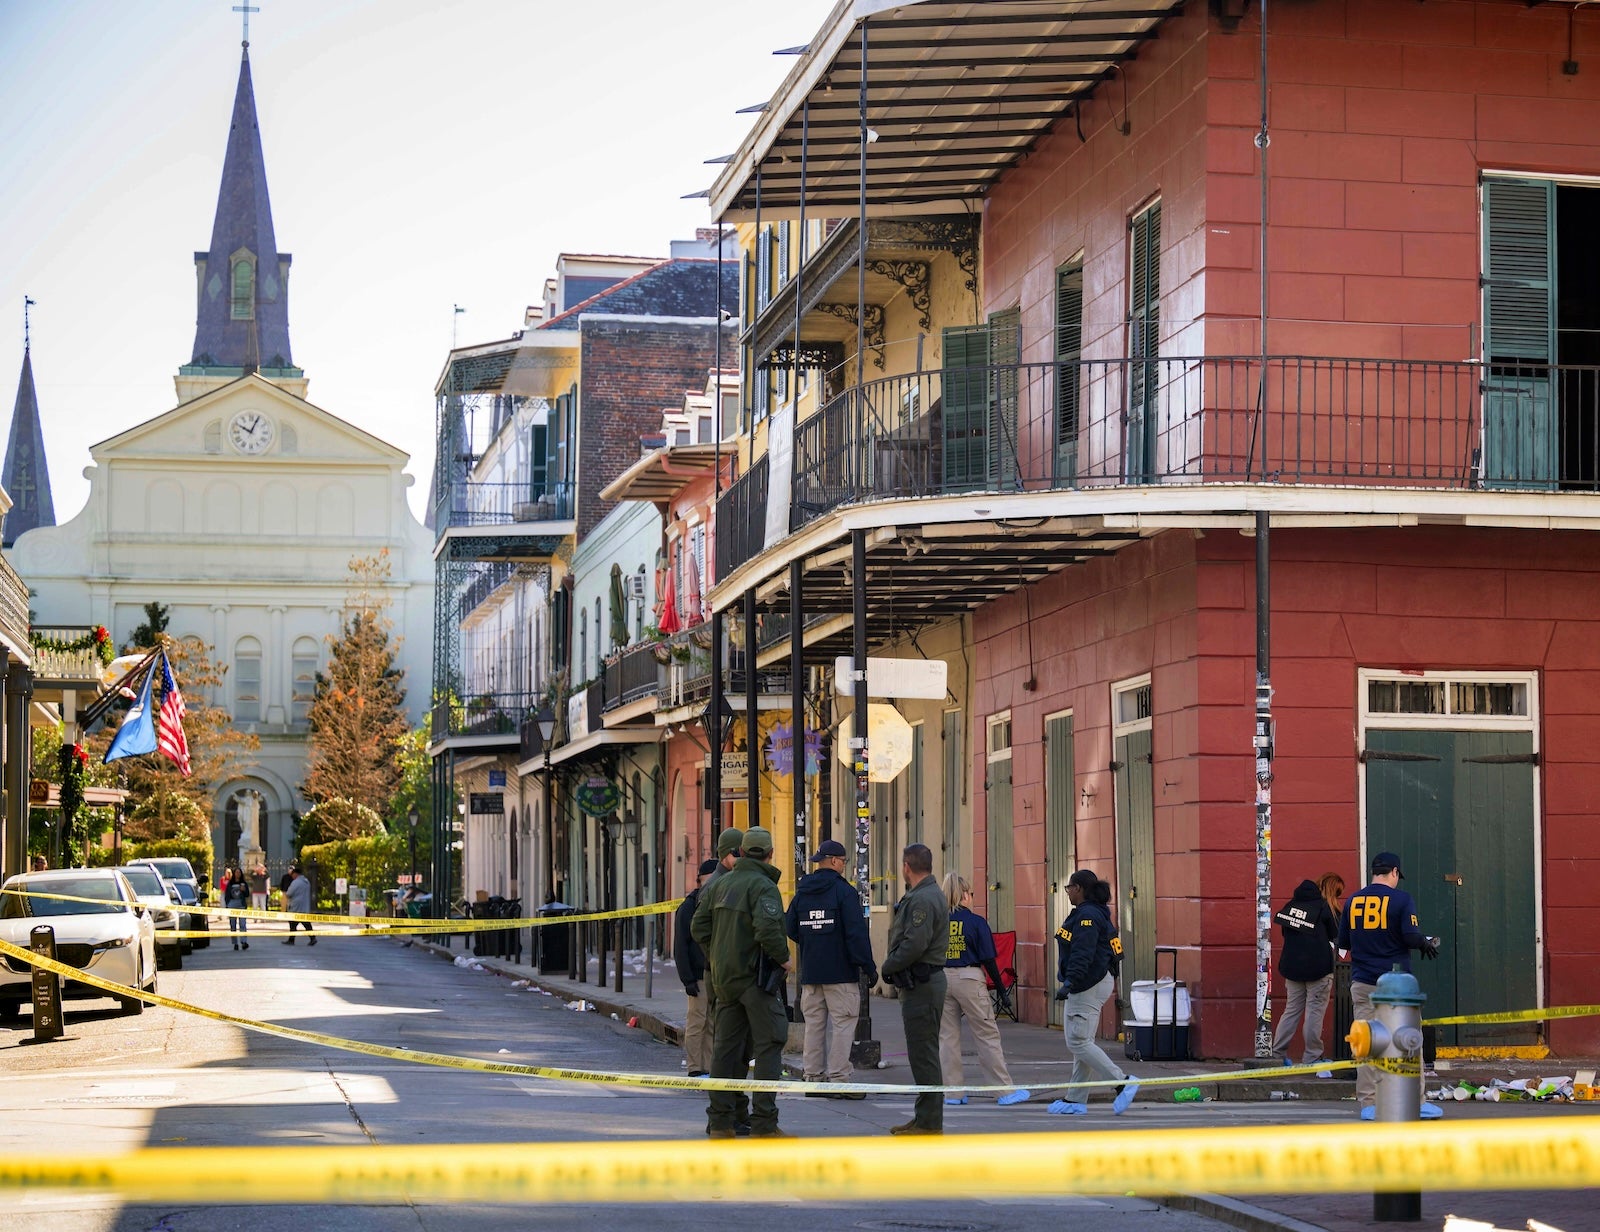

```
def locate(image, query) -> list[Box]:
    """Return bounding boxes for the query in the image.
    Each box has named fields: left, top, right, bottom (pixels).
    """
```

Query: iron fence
left=714, top=455, right=768, bottom=580
left=602, top=643, right=666, bottom=712
left=714, top=355, right=1600, bottom=575
left=433, top=480, right=574, bottom=532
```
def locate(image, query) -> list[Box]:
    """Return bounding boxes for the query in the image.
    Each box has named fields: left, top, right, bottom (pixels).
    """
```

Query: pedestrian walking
left=785, top=838, right=875, bottom=1097
left=690, top=826, right=792, bottom=1140
left=223, top=863, right=251, bottom=950
left=283, top=865, right=315, bottom=945
left=938, top=873, right=1029, bottom=1107
left=1337, top=851, right=1440, bottom=1119
left=696, top=828, right=753, bottom=1135
left=674, top=857, right=718, bottom=1077
left=880, top=842, right=948, bottom=1136
left=1270, top=878, right=1337, bottom=1067
left=1050, top=869, right=1138, bottom=1116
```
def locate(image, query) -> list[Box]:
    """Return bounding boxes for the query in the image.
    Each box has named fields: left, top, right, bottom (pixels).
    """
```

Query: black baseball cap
left=1370, top=851, right=1404, bottom=879
left=810, top=839, right=849, bottom=862
left=697, top=859, right=719, bottom=877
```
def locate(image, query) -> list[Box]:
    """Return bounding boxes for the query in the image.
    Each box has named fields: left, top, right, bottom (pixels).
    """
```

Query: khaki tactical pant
left=898, top=970, right=947, bottom=1129
left=1062, top=971, right=1126, bottom=1104
left=939, top=965, right=1015, bottom=1095
left=1272, top=972, right=1334, bottom=1065
left=683, top=983, right=713, bottom=1074
left=1352, top=981, right=1377, bottom=1108
left=801, top=982, right=860, bottom=1083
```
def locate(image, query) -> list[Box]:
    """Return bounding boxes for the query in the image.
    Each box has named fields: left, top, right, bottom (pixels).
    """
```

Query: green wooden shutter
left=777, top=221, right=790, bottom=288
left=1044, top=712, right=1075, bottom=1027
left=529, top=423, right=549, bottom=503
left=988, top=307, right=1021, bottom=489
left=1128, top=204, right=1161, bottom=482
left=1482, top=177, right=1557, bottom=489
left=1055, top=266, right=1084, bottom=483
left=756, top=229, right=771, bottom=310
left=942, top=324, right=992, bottom=490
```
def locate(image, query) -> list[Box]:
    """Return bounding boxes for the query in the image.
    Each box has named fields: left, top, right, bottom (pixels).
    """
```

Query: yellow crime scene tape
left=1424, top=1004, right=1600, bottom=1027
left=0, top=1118, right=1596, bottom=1204
left=0, top=932, right=1374, bottom=1095
left=1, top=886, right=680, bottom=933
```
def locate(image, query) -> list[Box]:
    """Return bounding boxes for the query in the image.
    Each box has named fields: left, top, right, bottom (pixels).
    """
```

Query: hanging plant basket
left=670, top=643, right=693, bottom=664
left=690, top=627, right=714, bottom=651
left=651, top=643, right=673, bottom=665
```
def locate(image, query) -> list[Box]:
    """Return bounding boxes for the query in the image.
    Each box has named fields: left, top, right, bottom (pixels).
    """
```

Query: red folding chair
left=986, top=930, right=1019, bottom=1022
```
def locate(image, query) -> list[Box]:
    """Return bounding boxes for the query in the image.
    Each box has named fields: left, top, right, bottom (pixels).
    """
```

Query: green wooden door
left=1127, top=203, right=1161, bottom=483
left=1363, top=728, right=1538, bottom=1045
left=1055, top=265, right=1084, bottom=484
left=1045, top=712, right=1076, bottom=1026
left=942, top=325, right=992, bottom=491
left=1482, top=177, right=1557, bottom=489
left=986, top=750, right=1015, bottom=933
left=941, top=710, right=962, bottom=872
left=1114, top=727, right=1156, bottom=988
left=907, top=723, right=925, bottom=849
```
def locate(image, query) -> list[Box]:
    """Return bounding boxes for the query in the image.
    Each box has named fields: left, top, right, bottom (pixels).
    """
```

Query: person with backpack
left=1270, top=877, right=1338, bottom=1068
left=1049, top=868, right=1138, bottom=1115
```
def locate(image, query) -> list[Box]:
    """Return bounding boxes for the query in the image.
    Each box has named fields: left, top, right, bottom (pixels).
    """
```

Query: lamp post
left=535, top=706, right=556, bottom=901
left=407, top=808, right=419, bottom=891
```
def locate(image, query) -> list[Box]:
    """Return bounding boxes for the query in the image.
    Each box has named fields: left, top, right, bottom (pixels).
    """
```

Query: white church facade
left=7, top=42, right=433, bottom=874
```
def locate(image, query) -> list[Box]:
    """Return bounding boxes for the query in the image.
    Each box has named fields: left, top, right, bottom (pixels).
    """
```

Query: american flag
left=157, top=651, right=192, bottom=777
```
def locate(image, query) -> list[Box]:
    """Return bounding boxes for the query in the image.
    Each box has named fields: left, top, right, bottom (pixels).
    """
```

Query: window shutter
left=988, top=307, right=1022, bottom=488
left=757, top=230, right=772, bottom=309
left=1128, top=203, right=1162, bottom=482
left=1482, top=177, right=1557, bottom=487
left=778, top=222, right=790, bottom=288
left=1055, top=265, right=1084, bottom=481
left=941, top=324, right=992, bottom=490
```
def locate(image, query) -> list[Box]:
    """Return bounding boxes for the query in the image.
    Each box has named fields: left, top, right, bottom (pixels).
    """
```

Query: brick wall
left=576, top=319, right=734, bottom=541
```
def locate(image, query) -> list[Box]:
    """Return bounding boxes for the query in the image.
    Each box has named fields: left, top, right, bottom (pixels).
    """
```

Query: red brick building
left=709, top=0, right=1600, bottom=1056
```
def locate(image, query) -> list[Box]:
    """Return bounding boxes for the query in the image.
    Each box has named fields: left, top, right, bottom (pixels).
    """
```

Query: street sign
left=487, top=770, right=506, bottom=787
left=834, top=656, right=948, bottom=700
left=335, top=877, right=349, bottom=895
left=30, top=925, right=63, bottom=1043
left=703, top=751, right=749, bottom=792
left=469, top=792, right=504, bottom=815
left=837, top=705, right=915, bottom=782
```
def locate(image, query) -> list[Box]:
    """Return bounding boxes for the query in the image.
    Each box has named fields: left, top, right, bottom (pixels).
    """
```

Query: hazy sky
left=0, top=0, right=832, bottom=522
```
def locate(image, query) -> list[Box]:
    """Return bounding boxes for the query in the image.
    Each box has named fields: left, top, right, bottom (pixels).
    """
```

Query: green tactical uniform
left=881, top=872, right=949, bottom=1130
left=691, top=852, right=790, bottom=1135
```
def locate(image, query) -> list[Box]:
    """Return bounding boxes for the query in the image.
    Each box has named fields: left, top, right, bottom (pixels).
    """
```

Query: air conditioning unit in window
left=629, top=573, right=646, bottom=601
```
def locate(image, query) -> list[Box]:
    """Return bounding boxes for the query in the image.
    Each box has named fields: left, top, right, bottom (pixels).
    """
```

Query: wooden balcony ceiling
left=752, top=518, right=1143, bottom=653
left=600, top=443, right=723, bottom=504
left=710, top=0, right=1183, bottom=219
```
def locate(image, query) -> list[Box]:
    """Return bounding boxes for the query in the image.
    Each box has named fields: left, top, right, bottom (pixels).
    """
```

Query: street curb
left=1162, top=1194, right=1328, bottom=1232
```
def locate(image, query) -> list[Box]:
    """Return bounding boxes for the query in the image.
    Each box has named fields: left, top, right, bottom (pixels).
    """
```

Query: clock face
left=228, top=410, right=276, bottom=455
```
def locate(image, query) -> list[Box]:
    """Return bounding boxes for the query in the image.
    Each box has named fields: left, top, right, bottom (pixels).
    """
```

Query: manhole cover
left=856, top=1222, right=989, bottom=1232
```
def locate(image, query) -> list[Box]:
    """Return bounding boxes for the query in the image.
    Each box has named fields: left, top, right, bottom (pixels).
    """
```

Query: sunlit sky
left=0, top=0, right=833, bottom=523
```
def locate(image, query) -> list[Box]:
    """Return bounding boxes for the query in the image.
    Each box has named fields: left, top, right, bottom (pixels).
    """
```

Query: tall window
left=291, top=637, right=319, bottom=725
left=234, top=637, right=262, bottom=723
left=1126, top=200, right=1161, bottom=483
left=1055, top=262, right=1084, bottom=482
left=231, top=257, right=255, bottom=320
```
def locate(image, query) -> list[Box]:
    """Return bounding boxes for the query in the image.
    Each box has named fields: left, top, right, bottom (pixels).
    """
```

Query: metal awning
left=599, top=443, right=725, bottom=504
left=709, top=0, right=1184, bottom=220
left=542, top=726, right=663, bottom=770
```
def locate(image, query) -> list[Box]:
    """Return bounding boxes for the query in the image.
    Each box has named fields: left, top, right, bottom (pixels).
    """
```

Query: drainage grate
left=856, top=1223, right=990, bottom=1232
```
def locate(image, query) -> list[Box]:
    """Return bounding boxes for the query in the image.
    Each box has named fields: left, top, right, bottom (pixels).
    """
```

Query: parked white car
left=116, top=864, right=184, bottom=968
left=0, top=868, right=158, bottom=1022
left=127, top=856, right=200, bottom=902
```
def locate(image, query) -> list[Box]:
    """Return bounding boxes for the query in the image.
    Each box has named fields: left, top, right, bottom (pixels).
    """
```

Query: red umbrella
left=684, top=546, right=703, bottom=628
left=657, top=546, right=682, bottom=633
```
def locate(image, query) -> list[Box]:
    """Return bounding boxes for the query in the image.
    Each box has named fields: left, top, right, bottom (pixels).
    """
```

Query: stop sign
left=836, top=704, right=915, bottom=782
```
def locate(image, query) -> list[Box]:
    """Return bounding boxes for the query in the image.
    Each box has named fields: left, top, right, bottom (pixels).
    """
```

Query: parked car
left=167, top=880, right=210, bottom=950
left=116, top=865, right=183, bottom=968
left=127, top=857, right=201, bottom=902
left=0, top=867, right=158, bottom=1022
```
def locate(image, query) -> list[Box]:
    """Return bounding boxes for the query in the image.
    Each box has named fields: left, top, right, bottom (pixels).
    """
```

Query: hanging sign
left=469, top=792, right=504, bottom=815
left=575, top=776, right=622, bottom=818
left=764, top=721, right=823, bottom=778
left=834, top=656, right=948, bottom=699
left=702, top=752, right=748, bottom=792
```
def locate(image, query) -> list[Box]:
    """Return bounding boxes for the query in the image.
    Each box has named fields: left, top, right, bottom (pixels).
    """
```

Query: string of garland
left=58, top=742, right=89, bottom=864
left=30, top=625, right=114, bottom=667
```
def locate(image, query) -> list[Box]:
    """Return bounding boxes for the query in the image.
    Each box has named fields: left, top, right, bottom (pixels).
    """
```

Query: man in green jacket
left=880, top=842, right=948, bottom=1135
left=691, top=826, right=793, bottom=1139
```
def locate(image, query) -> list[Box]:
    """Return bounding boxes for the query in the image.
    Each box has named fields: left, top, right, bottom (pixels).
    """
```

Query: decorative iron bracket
left=865, top=259, right=932, bottom=330
left=816, top=302, right=887, bottom=370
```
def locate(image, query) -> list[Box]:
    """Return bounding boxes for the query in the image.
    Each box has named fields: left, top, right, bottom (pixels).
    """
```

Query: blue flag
left=104, top=662, right=158, bottom=762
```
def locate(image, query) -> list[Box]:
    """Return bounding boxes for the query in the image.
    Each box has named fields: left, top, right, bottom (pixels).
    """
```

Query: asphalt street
left=0, top=933, right=1588, bottom=1231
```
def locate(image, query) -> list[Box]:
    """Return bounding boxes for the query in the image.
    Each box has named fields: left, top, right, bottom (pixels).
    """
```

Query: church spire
left=184, top=42, right=297, bottom=382
left=3, top=298, right=57, bottom=547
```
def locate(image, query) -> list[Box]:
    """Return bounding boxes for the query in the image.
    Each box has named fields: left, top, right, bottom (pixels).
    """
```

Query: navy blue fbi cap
left=1370, top=851, right=1404, bottom=878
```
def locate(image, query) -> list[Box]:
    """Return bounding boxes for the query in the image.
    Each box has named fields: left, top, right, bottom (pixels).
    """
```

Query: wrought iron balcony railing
left=0, top=556, right=30, bottom=658
left=601, top=642, right=666, bottom=713
left=717, top=356, right=1599, bottom=577
left=433, top=480, right=574, bottom=534
left=430, top=690, right=531, bottom=742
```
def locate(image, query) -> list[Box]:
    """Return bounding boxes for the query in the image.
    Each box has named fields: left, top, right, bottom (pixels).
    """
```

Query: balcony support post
left=790, top=559, right=807, bottom=883
left=849, top=525, right=879, bottom=1066
left=744, top=588, right=759, bottom=828
left=708, top=608, right=725, bottom=853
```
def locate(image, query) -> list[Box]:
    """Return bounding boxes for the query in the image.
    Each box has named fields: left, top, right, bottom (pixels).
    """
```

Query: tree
left=85, top=634, right=260, bottom=819
left=124, top=601, right=170, bottom=653
left=302, top=551, right=409, bottom=810
left=125, top=789, right=208, bottom=843
left=299, top=798, right=385, bottom=843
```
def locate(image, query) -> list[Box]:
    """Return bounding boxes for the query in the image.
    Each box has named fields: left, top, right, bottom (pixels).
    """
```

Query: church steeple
left=182, top=43, right=300, bottom=394
left=3, top=301, right=57, bottom=548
